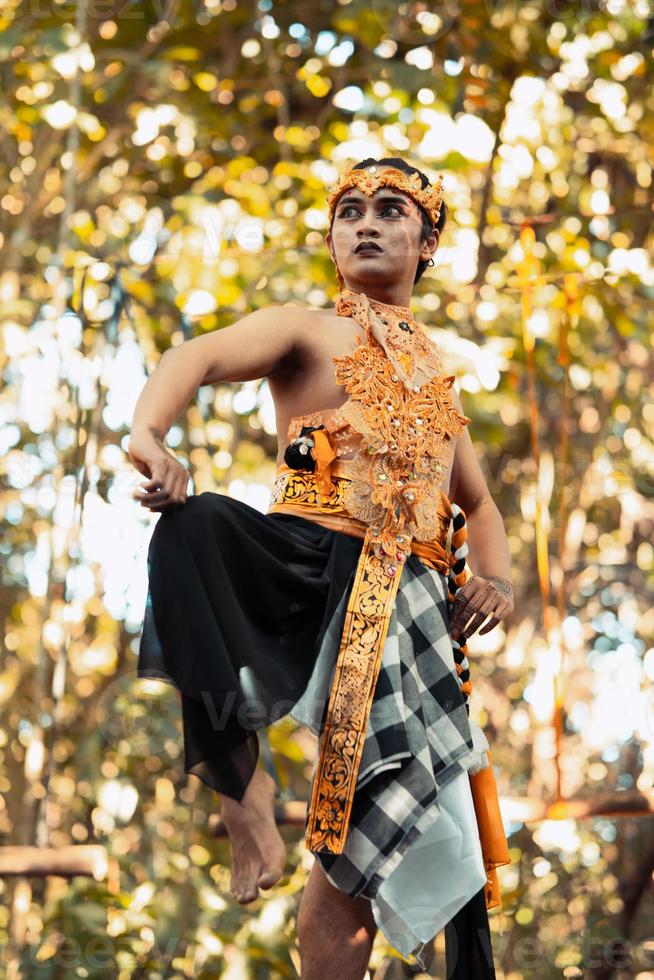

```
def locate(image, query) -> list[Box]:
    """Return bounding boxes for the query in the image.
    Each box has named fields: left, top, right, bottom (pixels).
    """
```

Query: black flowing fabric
left=137, top=490, right=363, bottom=800
left=445, top=885, right=497, bottom=979
left=137, top=488, right=497, bottom=977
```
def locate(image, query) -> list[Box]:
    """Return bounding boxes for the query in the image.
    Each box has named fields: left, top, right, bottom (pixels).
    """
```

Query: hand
left=448, top=574, right=514, bottom=644
left=128, top=433, right=189, bottom=513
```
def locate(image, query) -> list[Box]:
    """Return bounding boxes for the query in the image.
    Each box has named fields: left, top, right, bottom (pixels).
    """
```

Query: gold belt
left=267, top=464, right=455, bottom=853
left=269, top=462, right=453, bottom=574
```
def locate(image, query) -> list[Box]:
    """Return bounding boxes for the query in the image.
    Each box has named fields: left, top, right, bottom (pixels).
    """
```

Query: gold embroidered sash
left=305, top=525, right=404, bottom=852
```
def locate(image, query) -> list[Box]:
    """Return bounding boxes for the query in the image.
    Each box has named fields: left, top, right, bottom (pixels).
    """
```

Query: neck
left=340, top=281, right=413, bottom=313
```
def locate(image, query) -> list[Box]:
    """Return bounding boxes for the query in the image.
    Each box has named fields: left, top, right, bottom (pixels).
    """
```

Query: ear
left=419, top=227, right=439, bottom=263
left=325, top=228, right=336, bottom=262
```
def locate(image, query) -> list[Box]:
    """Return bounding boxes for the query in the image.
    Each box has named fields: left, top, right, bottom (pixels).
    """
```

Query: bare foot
left=219, top=767, right=287, bottom=904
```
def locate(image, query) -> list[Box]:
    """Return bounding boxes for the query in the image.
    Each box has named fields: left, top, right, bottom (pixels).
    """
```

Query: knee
left=173, top=490, right=233, bottom=529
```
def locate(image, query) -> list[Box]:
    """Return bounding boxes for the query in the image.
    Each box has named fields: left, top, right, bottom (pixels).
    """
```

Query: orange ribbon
left=311, top=428, right=337, bottom=502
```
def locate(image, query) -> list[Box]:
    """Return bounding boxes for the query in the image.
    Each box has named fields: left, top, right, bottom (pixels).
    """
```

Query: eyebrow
left=336, top=193, right=413, bottom=208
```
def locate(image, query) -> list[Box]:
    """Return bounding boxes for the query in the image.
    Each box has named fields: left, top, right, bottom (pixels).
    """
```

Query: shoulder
left=449, top=383, right=463, bottom=414
left=249, top=303, right=328, bottom=328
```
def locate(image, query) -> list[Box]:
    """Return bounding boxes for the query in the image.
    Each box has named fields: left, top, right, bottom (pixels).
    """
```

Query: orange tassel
left=312, top=429, right=337, bottom=503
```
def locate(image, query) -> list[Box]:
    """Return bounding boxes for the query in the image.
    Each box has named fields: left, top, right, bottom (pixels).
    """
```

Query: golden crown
left=327, top=164, right=445, bottom=228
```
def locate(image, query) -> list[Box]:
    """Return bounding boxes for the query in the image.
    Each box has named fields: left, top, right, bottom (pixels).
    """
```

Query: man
left=129, top=157, right=513, bottom=978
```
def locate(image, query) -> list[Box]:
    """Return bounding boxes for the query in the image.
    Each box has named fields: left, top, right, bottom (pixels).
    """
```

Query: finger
left=478, top=594, right=511, bottom=632
left=467, top=590, right=499, bottom=631
left=460, top=609, right=493, bottom=641
left=449, top=595, right=475, bottom=635
left=451, top=617, right=475, bottom=642
left=161, top=492, right=185, bottom=511
left=450, top=577, right=479, bottom=605
left=451, top=585, right=494, bottom=636
left=150, top=489, right=185, bottom=512
left=132, top=480, right=160, bottom=497
left=141, top=490, right=173, bottom=506
left=137, top=487, right=168, bottom=501
left=176, top=474, right=189, bottom=502
left=478, top=615, right=501, bottom=635
left=450, top=614, right=473, bottom=640
left=474, top=587, right=512, bottom=634
left=449, top=583, right=473, bottom=614
left=130, top=459, right=152, bottom=479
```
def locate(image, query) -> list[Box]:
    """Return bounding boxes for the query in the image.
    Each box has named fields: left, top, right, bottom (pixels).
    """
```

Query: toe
left=257, top=866, right=282, bottom=889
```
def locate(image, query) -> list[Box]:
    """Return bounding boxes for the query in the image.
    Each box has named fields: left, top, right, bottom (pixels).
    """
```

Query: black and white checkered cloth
left=291, top=553, right=487, bottom=901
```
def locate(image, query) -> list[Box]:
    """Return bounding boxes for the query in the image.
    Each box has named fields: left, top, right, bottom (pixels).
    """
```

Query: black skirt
left=137, top=489, right=364, bottom=800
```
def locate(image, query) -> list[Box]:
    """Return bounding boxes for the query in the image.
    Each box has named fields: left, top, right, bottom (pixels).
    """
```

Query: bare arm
left=130, top=305, right=302, bottom=443
left=447, top=388, right=514, bottom=640
left=128, top=305, right=303, bottom=511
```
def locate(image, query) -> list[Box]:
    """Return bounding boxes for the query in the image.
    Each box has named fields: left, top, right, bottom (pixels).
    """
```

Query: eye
left=338, top=204, right=405, bottom=218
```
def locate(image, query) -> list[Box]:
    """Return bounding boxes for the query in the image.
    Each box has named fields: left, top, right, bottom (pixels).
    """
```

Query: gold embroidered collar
left=335, top=289, right=443, bottom=391
left=331, top=288, right=470, bottom=574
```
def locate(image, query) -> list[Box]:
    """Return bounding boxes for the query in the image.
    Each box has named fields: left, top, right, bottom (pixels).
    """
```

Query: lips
left=355, top=241, right=383, bottom=254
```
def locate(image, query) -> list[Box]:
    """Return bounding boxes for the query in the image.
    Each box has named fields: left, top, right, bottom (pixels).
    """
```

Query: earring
left=427, top=257, right=435, bottom=267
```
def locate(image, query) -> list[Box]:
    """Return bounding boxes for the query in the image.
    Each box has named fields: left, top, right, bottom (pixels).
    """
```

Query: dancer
left=129, top=157, right=513, bottom=978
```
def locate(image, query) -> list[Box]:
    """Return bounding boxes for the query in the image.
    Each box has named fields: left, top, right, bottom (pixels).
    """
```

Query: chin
left=352, top=271, right=393, bottom=289
left=344, top=262, right=391, bottom=280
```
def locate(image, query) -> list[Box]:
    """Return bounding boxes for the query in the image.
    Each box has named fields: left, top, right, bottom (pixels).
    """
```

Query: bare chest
left=269, top=313, right=363, bottom=431
left=267, top=311, right=458, bottom=496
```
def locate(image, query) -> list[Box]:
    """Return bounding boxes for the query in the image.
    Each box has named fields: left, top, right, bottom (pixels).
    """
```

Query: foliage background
left=0, top=0, right=653, bottom=976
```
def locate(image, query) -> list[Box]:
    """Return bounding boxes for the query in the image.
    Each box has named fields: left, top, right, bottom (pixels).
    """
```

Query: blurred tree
left=0, top=0, right=653, bottom=976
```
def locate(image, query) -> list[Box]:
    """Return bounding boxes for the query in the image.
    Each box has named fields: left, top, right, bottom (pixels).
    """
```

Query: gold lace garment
left=269, top=289, right=472, bottom=854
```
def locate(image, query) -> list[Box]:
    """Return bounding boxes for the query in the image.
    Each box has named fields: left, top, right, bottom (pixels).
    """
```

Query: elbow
left=159, top=344, right=177, bottom=362
left=161, top=340, right=209, bottom=385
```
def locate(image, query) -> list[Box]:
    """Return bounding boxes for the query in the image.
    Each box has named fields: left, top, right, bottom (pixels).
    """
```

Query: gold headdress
left=327, top=164, right=445, bottom=228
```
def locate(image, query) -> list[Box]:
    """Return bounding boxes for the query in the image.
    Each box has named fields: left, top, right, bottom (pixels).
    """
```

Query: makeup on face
left=332, top=192, right=421, bottom=262
left=334, top=191, right=419, bottom=221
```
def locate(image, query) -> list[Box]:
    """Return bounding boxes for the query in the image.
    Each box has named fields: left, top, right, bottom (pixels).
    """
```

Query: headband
left=327, top=164, right=445, bottom=228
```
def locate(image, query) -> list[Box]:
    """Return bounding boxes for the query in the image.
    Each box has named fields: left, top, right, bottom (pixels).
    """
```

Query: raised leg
left=219, top=766, right=287, bottom=903
left=297, top=859, right=377, bottom=980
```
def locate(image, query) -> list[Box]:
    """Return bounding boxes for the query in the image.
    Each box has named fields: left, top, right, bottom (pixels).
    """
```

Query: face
left=326, top=178, right=439, bottom=292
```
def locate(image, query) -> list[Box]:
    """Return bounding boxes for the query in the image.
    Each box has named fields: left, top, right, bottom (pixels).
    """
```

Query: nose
left=356, top=218, right=380, bottom=238
left=351, top=202, right=380, bottom=235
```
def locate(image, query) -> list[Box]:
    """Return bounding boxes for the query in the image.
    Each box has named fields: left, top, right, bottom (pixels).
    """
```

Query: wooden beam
left=0, top=845, right=111, bottom=880
left=502, top=792, right=654, bottom=822
left=209, top=792, right=654, bottom=837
